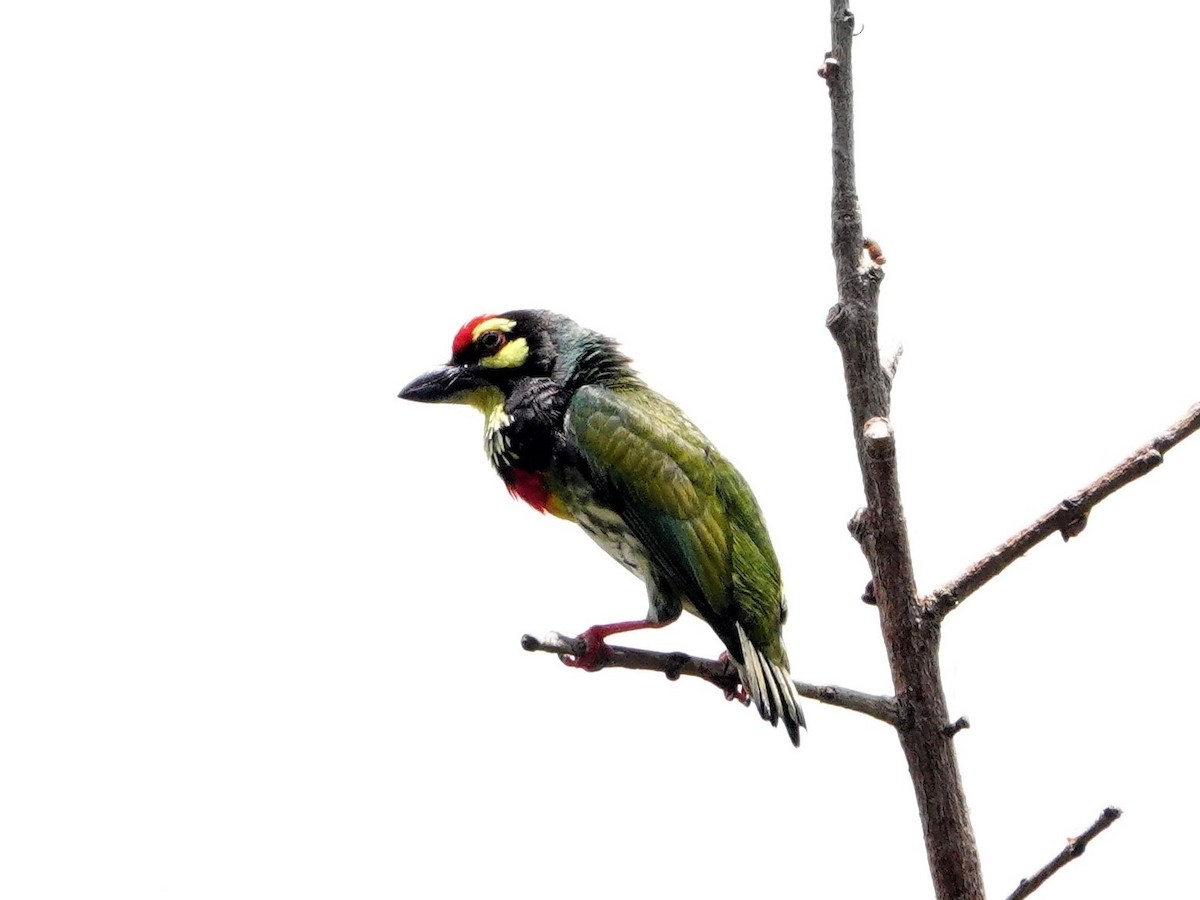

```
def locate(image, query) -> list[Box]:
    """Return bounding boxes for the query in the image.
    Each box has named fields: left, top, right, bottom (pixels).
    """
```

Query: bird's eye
left=477, top=330, right=507, bottom=354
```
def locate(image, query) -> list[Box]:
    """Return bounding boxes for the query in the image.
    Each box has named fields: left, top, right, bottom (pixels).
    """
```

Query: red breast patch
left=507, top=469, right=550, bottom=513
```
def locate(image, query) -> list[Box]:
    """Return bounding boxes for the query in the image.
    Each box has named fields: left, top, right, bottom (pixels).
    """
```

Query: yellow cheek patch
left=480, top=335, right=530, bottom=369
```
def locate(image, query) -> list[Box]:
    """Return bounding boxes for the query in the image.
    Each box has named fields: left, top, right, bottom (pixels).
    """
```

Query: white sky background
left=3, top=1, right=1198, bottom=897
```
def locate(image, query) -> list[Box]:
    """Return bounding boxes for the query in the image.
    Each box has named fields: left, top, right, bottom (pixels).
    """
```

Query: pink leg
left=562, top=619, right=669, bottom=671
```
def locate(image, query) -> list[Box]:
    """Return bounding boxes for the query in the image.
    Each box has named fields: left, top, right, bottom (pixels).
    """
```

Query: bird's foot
left=560, top=625, right=615, bottom=672
left=725, top=684, right=752, bottom=706
left=717, top=651, right=752, bottom=706
left=560, top=619, right=667, bottom=672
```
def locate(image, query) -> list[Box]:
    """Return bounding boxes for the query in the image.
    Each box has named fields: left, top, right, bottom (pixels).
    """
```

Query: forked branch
left=520, top=632, right=898, bottom=725
left=927, top=403, right=1200, bottom=619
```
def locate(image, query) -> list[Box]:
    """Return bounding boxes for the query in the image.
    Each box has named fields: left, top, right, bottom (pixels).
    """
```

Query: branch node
left=943, top=716, right=971, bottom=737
left=863, top=416, right=894, bottom=458
left=663, top=652, right=690, bottom=681
left=825, top=301, right=848, bottom=334
left=817, top=52, right=840, bottom=83
left=1060, top=512, right=1089, bottom=541
left=847, top=507, right=872, bottom=546
left=861, top=579, right=877, bottom=605
left=882, top=343, right=904, bottom=384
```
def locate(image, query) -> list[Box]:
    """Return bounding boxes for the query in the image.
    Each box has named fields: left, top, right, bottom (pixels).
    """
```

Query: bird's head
left=398, top=310, right=634, bottom=410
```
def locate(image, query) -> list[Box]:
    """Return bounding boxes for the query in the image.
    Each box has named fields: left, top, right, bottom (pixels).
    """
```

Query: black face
left=399, top=310, right=560, bottom=404
left=447, top=310, right=556, bottom=370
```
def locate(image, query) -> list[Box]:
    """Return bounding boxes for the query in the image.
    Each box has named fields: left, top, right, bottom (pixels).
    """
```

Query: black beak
left=398, top=365, right=485, bottom=403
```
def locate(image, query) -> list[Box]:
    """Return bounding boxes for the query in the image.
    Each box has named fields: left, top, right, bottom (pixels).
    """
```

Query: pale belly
left=573, top=501, right=651, bottom=581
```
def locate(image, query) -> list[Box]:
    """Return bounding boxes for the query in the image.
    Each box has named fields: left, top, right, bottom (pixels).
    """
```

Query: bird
left=399, top=310, right=804, bottom=745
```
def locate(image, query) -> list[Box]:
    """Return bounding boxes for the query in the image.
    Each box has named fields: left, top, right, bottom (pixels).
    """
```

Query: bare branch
left=823, top=3, right=984, bottom=896
left=927, top=403, right=1200, bottom=618
left=1005, top=807, right=1123, bottom=900
left=520, top=631, right=898, bottom=726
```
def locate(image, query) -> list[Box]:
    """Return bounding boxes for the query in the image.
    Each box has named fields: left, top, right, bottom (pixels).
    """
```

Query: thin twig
left=1005, top=807, right=1123, bottom=900
left=520, top=632, right=898, bottom=726
left=927, top=403, right=1200, bottom=618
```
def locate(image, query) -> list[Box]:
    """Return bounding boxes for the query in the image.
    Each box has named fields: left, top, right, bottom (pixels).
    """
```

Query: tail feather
left=735, top=622, right=806, bottom=747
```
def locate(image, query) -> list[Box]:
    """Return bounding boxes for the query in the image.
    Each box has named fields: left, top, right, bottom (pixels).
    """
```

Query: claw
left=716, top=651, right=752, bottom=705
left=561, top=625, right=613, bottom=671
left=725, top=684, right=752, bottom=706
left=559, top=618, right=670, bottom=673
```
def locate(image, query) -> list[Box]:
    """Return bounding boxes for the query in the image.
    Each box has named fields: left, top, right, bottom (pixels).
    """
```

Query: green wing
left=565, top=383, right=787, bottom=666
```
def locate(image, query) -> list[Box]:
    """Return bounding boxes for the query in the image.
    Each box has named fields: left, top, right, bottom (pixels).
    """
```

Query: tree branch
left=926, top=402, right=1200, bottom=619
left=822, top=4, right=985, bottom=897
left=520, top=632, right=898, bottom=726
left=1004, top=807, right=1123, bottom=900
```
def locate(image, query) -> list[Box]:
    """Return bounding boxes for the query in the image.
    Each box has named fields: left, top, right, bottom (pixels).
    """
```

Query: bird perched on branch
left=399, top=310, right=804, bottom=745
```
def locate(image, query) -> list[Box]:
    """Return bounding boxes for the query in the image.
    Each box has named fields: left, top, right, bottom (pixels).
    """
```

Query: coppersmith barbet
left=399, top=311, right=804, bottom=745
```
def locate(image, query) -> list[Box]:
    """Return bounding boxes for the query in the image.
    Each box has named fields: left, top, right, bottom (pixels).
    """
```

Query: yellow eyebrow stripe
left=471, top=317, right=517, bottom=340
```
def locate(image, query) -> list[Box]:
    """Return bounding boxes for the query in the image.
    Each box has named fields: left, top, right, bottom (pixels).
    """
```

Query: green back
left=566, top=384, right=787, bottom=665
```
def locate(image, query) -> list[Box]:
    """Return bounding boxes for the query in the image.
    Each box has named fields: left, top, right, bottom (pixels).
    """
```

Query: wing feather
left=566, top=383, right=803, bottom=744
left=567, top=385, right=752, bottom=633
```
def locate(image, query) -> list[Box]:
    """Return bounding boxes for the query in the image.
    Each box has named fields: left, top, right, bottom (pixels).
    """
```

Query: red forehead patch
left=452, top=314, right=496, bottom=357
